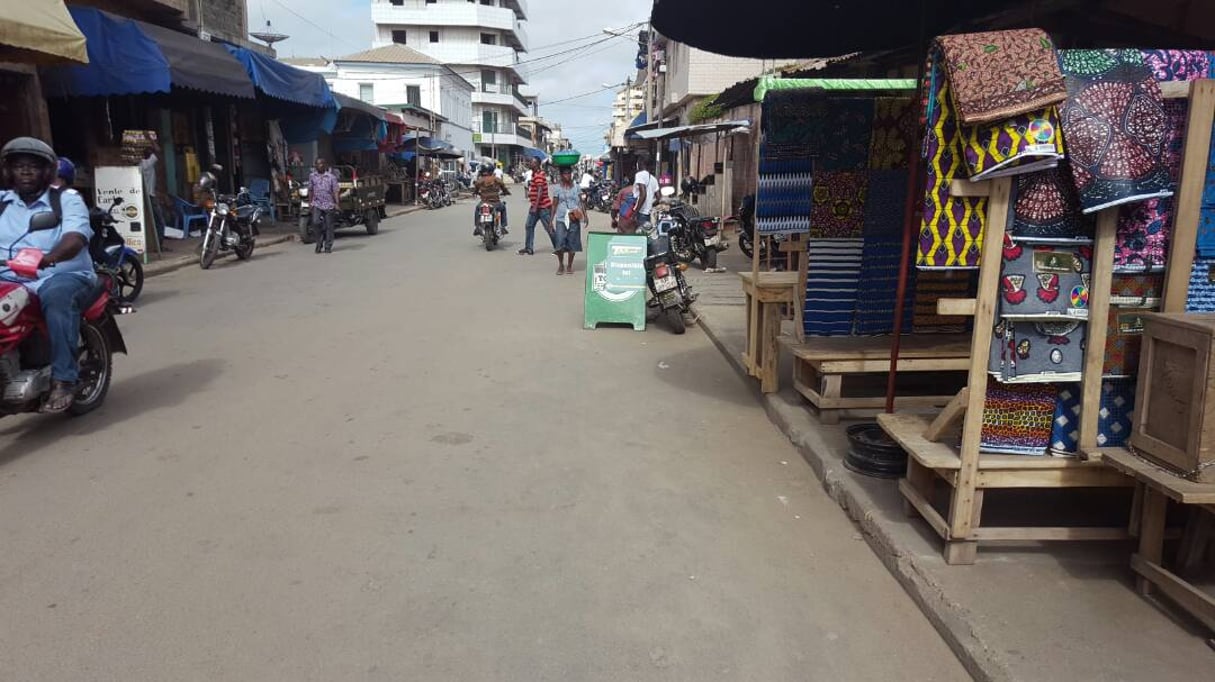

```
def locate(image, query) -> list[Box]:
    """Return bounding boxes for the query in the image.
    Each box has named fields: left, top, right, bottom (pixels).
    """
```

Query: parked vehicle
left=88, top=197, right=143, bottom=304
left=735, top=193, right=770, bottom=262
left=643, top=218, right=695, bottom=334
left=197, top=168, right=260, bottom=269
left=0, top=211, right=129, bottom=416
left=654, top=187, right=727, bottom=270
left=297, top=165, right=385, bottom=243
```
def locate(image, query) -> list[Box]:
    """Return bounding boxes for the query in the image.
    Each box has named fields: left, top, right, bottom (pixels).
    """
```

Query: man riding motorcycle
left=472, top=164, right=509, bottom=237
left=0, top=137, right=96, bottom=413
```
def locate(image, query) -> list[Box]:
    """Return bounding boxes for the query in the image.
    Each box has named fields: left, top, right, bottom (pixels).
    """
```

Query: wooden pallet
left=781, top=334, right=971, bottom=423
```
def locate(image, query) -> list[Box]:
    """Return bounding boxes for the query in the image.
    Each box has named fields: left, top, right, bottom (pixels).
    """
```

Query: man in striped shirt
left=519, top=158, right=553, bottom=255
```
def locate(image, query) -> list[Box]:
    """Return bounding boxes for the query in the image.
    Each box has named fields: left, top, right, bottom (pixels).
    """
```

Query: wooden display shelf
left=739, top=271, right=801, bottom=394
left=782, top=335, right=971, bottom=423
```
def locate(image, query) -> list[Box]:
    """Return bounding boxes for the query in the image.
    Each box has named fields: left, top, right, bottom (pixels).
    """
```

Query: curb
left=144, top=233, right=296, bottom=278
left=695, top=312, right=1011, bottom=682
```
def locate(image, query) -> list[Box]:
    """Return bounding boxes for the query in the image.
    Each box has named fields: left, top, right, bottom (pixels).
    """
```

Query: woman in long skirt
left=551, top=166, right=586, bottom=275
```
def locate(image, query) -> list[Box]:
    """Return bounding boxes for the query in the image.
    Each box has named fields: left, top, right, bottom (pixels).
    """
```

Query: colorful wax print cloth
left=1049, top=380, right=1137, bottom=455
left=1009, top=165, right=1094, bottom=242
left=980, top=378, right=1057, bottom=456
left=1058, top=49, right=1174, bottom=214
left=935, top=29, right=1067, bottom=126
left=763, top=92, right=874, bottom=170
left=1110, top=273, right=1164, bottom=305
left=961, top=106, right=1065, bottom=181
left=869, top=98, right=917, bottom=170
left=998, top=236, right=1092, bottom=320
left=1104, top=305, right=1152, bottom=377
left=1140, top=50, right=1211, bottom=83
left=1186, top=257, right=1215, bottom=312
left=854, top=238, right=916, bottom=335
left=989, top=318, right=1087, bottom=383
left=913, top=269, right=977, bottom=332
left=803, top=239, right=863, bottom=337
left=918, top=58, right=987, bottom=269
left=862, top=169, right=910, bottom=237
left=756, top=144, right=812, bottom=236
left=811, top=171, right=868, bottom=238
left=1114, top=198, right=1173, bottom=273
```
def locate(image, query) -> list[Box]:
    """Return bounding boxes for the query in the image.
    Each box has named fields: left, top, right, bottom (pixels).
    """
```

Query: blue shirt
left=0, top=188, right=95, bottom=293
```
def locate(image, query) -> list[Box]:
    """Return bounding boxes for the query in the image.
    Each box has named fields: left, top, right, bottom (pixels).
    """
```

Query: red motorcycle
left=0, top=214, right=129, bottom=416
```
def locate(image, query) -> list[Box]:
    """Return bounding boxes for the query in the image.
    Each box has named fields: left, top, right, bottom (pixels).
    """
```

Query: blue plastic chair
left=248, top=178, right=276, bottom=222
left=172, top=195, right=208, bottom=238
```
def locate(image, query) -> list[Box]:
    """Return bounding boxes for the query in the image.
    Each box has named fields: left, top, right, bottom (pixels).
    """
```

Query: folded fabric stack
left=1105, top=273, right=1162, bottom=377
left=803, top=239, right=864, bottom=337
left=980, top=378, right=1058, bottom=456
left=1049, top=380, right=1137, bottom=455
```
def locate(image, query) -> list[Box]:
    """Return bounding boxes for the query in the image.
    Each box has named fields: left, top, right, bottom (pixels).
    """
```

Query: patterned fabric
left=307, top=169, right=339, bottom=211
left=1110, top=273, right=1164, bottom=305
left=913, top=270, right=976, bottom=332
left=980, top=378, right=1057, bottom=456
left=989, top=318, right=1087, bottom=383
left=869, top=98, right=917, bottom=170
left=1114, top=198, right=1173, bottom=273
left=1049, top=380, right=1137, bottom=455
left=862, top=170, right=910, bottom=237
left=918, top=57, right=987, bottom=269
left=935, top=29, right=1067, bottom=126
left=998, top=236, right=1092, bottom=320
left=756, top=145, right=813, bottom=236
left=804, top=239, right=864, bottom=336
left=1140, top=50, right=1211, bottom=83
left=1010, top=165, right=1094, bottom=242
left=1186, top=257, right=1215, bottom=312
left=1104, top=306, right=1151, bottom=377
left=1058, top=49, right=1174, bottom=214
left=763, top=92, right=874, bottom=170
left=961, top=107, right=1064, bottom=181
left=854, top=239, right=916, bottom=335
left=811, top=171, right=868, bottom=238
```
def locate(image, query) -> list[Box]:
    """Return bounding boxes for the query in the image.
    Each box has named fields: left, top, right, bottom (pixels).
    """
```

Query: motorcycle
left=197, top=168, right=260, bottom=270
left=735, top=193, right=771, bottom=262
left=89, top=197, right=144, bottom=304
left=0, top=211, right=130, bottom=416
left=655, top=186, right=727, bottom=270
left=643, top=218, right=695, bottom=334
left=477, top=193, right=508, bottom=251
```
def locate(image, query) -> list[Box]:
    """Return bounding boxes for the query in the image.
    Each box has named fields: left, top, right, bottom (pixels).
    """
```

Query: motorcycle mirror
left=28, top=210, right=59, bottom=232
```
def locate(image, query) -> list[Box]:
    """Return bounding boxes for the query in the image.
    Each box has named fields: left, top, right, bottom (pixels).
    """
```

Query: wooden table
left=739, top=271, right=800, bottom=393
left=1099, top=447, right=1215, bottom=632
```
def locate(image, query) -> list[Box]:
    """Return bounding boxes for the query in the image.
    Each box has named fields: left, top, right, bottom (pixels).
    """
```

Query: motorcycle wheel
left=116, top=252, right=144, bottom=303
left=673, top=234, right=694, bottom=264
left=299, top=216, right=314, bottom=244
left=483, top=231, right=494, bottom=251
left=702, top=248, right=718, bottom=271
left=738, top=233, right=754, bottom=259
left=200, top=229, right=219, bottom=269
left=365, top=210, right=380, bottom=235
left=665, top=307, right=687, bottom=335
left=69, top=321, right=112, bottom=416
left=234, top=237, right=255, bottom=260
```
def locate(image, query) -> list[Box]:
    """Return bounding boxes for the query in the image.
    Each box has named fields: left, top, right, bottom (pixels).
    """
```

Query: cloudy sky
left=251, top=0, right=652, bottom=152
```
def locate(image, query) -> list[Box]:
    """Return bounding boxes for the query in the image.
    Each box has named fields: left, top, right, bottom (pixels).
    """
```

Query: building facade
left=369, top=0, right=531, bottom=164
left=287, top=45, right=476, bottom=159
left=604, top=84, right=644, bottom=149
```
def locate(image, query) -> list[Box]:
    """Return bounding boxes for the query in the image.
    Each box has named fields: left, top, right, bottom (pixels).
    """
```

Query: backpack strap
left=47, top=186, right=62, bottom=227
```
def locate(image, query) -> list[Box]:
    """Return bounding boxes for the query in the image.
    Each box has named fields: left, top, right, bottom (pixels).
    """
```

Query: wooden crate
left=1132, top=313, right=1215, bottom=483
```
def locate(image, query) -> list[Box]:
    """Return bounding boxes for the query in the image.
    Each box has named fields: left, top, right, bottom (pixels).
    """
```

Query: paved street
left=0, top=195, right=968, bottom=681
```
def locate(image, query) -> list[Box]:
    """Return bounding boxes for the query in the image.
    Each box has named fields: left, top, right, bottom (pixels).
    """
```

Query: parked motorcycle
left=735, top=193, right=771, bottom=262
left=89, top=197, right=143, bottom=304
left=0, top=211, right=129, bottom=416
left=655, top=186, right=727, bottom=270
left=643, top=218, right=695, bottom=334
left=197, top=167, right=260, bottom=270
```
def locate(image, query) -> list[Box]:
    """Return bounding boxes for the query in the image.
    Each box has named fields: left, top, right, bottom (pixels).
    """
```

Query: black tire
left=69, top=321, right=112, bottom=416
left=739, top=233, right=754, bottom=259
left=673, top=233, right=694, bottom=263
left=299, top=216, right=314, bottom=244
left=235, top=238, right=254, bottom=260
left=200, top=229, right=219, bottom=269
left=483, top=233, right=494, bottom=251
left=702, top=248, right=718, bottom=271
left=365, top=210, right=380, bottom=235
left=665, top=307, right=686, bottom=335
left=116, top=253, right=144, bottom=303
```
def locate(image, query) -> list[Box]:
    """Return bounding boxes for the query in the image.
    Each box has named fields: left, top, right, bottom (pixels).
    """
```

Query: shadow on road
left=132, top=289, right=179, bottom=307
left=0, top=358, right=225, bottom=467
left=652, top=342, right=756, bottom=407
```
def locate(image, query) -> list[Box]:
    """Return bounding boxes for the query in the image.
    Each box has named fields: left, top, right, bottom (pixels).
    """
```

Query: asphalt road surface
left=0, top=195, right=969, bottom=681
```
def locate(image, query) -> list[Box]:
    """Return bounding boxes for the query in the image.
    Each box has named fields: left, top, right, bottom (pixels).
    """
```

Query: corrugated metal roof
left=338, top=44, right=439, bottom=65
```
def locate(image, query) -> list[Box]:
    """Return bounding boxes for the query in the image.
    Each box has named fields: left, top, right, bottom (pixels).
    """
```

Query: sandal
left=556, top=267, right=565, bottom=275
left=42, top=381, right=76, bottom=414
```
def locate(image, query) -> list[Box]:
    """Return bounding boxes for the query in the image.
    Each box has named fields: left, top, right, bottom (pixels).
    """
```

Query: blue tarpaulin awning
left=226, top=46, right=333, bottom=108
left=521, top=147, right=547, bottom=161
left=42, top=7, right=254, bottom=98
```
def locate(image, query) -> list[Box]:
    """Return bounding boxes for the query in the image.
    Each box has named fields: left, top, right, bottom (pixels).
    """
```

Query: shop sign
left=584, top=231, right=647, bottom=330
left=94, top=166, right=148, bottom=256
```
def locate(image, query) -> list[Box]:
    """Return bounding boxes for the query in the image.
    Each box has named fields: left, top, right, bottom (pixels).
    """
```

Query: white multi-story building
left=605, top=84, right=645, bottom=149
left=370, top=0, right=532, bottom=164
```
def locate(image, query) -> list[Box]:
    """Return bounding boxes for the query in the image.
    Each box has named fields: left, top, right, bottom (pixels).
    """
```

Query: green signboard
left=584, top=231, right=648, bottom=330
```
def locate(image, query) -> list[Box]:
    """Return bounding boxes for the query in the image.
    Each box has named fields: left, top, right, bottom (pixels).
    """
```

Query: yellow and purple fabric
left=810, top=171, right=868, bottom=238
left=980, top=378, right=1056, bottom=456
left=960, top=107, right=1064, bottom=181
left=934, top=29, right=1067, bottom=126
left=1058, top=49, right=1174, bottom=214
left=1049, top=380, right=1136, bottom=455
left=917, top=58, right=987, bottom=269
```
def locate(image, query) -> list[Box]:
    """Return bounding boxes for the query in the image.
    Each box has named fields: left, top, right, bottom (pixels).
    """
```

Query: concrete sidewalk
left=684, top=248, right=1215, bottom=681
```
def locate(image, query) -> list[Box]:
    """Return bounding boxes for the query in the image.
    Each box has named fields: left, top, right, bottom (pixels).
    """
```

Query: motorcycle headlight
left=298, top=187, right=309, bottom=198
left=216, top=203, right=230, bottom=216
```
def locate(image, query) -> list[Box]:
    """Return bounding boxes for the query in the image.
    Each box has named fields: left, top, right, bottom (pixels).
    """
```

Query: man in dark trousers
left=519, top=158, right=553, bottom=256
left=308, top=158, right=340, bottom=254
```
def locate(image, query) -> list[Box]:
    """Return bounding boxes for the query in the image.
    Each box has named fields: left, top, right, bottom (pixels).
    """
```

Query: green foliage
left=688, top=95, right=725, bottom=124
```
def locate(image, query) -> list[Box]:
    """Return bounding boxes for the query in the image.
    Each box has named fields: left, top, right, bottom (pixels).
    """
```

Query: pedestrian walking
left=551, top=166, right=585, bottom=275
left=633, top=158, right=659, bottom=229
left=519, top=158, right=553, bottom=256
left=308, top=158, right=340, bottom=254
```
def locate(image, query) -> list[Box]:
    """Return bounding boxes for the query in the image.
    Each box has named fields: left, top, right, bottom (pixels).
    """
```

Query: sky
left=249, top=0, right=653, bottom=152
